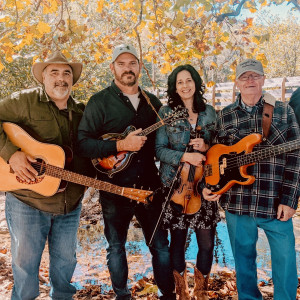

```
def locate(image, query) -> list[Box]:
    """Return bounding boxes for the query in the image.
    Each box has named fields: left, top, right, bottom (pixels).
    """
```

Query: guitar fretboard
left=204, top=139, right=300, bottom=177
left=238, top=139, right=300, bottom=166
left=43, top=164, right=125, bottom=195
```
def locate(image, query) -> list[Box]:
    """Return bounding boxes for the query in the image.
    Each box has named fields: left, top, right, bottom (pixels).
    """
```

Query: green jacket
left=0, top=87, right=94, bottom=214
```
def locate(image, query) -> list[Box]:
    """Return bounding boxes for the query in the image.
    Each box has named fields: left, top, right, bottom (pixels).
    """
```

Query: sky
left=239, top=1, right=300, bottom=24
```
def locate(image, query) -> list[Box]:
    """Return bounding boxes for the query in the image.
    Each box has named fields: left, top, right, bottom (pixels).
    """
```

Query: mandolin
left=0, top=123, right=153, bottom=204
left=92, top=106, right=188, bottom=177
left=204, top=133, right=300, bottom=194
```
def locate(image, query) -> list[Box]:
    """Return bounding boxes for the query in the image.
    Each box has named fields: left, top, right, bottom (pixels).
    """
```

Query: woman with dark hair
left=155, top=64, right=220, bottom=300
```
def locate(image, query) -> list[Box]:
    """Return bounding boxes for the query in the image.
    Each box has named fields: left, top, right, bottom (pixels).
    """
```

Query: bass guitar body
left=205, top=134, right=262, bottom=194
left=91, top=125, right=137, bottom=178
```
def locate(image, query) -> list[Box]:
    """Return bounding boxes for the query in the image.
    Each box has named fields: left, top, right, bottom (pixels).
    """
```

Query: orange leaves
left=96, top=0, right=105, bottom=13
left=36, top=22, right=51, bottom=36
left=0, top=248, right=7, bottom=254
left=42, top=0, right=59, bottom=14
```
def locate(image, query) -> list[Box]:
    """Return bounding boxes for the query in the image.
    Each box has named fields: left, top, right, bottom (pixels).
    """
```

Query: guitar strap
left=262, top=93, right=275, bottom=141
left=140, top=89, right=164, bottom=124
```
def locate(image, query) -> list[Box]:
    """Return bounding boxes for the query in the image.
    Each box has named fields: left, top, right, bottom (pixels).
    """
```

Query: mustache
left=54, top=82, right=69, bottom=87
left=121, top=71, right=135, bottom=77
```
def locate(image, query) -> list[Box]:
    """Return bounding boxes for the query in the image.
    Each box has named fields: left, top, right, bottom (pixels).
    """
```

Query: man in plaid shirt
left=203, top=59, right=300, bottom=300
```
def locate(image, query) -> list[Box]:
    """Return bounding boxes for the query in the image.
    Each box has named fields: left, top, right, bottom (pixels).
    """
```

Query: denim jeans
left=101, top=195, right=176, bottom=300
left=5, top=192, right=81, bottom=300
left=225, top=211, right=298, bottom=300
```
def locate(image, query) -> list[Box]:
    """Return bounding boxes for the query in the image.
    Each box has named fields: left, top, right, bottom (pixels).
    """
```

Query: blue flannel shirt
left=215, top=94, right=300, bottom=219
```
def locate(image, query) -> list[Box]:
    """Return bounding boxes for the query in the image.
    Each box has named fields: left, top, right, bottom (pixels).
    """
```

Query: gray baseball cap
left=236, top=59, right=264, bottom=79
left=112, top=44, right=139, bottom=62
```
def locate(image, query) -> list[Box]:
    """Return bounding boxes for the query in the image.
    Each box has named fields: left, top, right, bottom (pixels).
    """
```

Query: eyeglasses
left=238, top=74, right=263, bottom=81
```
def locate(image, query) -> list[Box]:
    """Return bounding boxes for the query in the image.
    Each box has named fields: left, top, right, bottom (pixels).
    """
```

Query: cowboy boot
left=173, top=268, right=191, bottom=300
left=193, top=267, right=209, bottom=300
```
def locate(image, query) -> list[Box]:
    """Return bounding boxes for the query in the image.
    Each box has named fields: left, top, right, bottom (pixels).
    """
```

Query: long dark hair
left=167, top=64, right=206, bottom=112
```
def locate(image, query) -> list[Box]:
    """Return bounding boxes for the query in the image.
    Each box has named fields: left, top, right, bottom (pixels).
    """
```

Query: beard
left=52, top=82, right=70, bottom=99
left=115, top=71, right=137, bottom=87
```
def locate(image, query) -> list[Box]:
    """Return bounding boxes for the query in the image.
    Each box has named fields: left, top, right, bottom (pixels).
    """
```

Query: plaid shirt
left=215, top=94, right=300, bottom=219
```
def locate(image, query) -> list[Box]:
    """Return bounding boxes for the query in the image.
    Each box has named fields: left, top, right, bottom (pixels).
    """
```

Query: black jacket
left=77, top=81, right=162, bottom=196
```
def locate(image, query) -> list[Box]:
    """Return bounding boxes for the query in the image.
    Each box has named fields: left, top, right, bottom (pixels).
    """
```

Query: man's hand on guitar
left=277, top=204, right=296, bottom=221
left=202, top=187, right=221, bottom=202
left=9, top=151, right=37, bottom=182
left=117, top=128, right=147, bottom=152
left=181, top=152, right=206, bottom=167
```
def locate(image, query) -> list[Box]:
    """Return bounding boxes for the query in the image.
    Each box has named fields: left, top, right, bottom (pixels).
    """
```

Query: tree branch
left=289, top=0, right=300, bottom=11
left=34, top=0, right=42, bottom=11
left=215, top=0, right=248, bottom=22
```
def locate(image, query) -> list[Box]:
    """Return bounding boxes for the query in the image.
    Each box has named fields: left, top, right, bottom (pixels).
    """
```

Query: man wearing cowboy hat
left=0, top=51, right=93, bottom=299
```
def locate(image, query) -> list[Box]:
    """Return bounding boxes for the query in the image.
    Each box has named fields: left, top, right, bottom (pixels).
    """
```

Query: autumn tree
left=253, top=15, right=300, bottom=78
left=0, top=0, right=299, bottom=100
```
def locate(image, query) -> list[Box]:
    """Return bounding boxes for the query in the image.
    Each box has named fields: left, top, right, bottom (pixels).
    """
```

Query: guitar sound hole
left=32, top=158, right=46, bottom=176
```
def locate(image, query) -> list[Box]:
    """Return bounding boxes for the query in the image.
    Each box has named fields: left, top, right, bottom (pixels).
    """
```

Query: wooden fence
left=205, top=76, right=300, bottom=109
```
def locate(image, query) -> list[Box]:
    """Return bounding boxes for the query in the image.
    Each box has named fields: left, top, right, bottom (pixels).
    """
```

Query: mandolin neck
left=138, top=114, right=177, bottom=136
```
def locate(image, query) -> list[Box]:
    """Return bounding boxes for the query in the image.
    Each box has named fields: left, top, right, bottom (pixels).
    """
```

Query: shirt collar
left=39, top=86, right=81, bottom=113
left=233, top=93, right=264, bottom=110
left=111, top=80, right=144, bottom=100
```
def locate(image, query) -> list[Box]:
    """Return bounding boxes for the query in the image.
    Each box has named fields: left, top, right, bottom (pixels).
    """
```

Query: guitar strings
left=21, top=161, right=151, bottom=201
left=205, top=139, right=300, bottom=172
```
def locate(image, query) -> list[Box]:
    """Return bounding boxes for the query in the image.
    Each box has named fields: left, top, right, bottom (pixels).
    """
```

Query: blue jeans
left=225, top=211, right=298, bottom=300
left=101, top=195, right=175, bottom=300
left=5, top=192, right=81, bottom=300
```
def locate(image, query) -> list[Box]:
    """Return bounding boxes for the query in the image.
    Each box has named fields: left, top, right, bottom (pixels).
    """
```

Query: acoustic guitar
left=92, top=106, right=188, bottom=177
left=204, top=133, right=300, bottom=194
left=0, top=123, right=153, bottom=204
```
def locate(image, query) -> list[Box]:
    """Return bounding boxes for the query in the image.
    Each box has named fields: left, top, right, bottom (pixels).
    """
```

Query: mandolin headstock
left=164, top=106, right=189, bottom=125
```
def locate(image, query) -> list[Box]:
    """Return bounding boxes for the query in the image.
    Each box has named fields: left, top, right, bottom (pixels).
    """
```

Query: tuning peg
left=133, top=184, right=136, bottom=188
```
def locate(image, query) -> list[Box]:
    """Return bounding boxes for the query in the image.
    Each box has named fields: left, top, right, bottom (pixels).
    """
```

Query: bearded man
left=0, top=51, right=93, bottom=299
left=77, top=44, right=176, bottom=300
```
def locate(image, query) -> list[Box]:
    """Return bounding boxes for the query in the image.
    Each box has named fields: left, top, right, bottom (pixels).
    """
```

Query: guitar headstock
left=123, top=188, right=153, bottom=204
left=164, top=106, right=189, bottom=125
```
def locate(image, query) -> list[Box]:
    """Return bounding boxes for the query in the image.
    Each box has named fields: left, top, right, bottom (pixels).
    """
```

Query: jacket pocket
left=166, top=125, right=186, bottom=144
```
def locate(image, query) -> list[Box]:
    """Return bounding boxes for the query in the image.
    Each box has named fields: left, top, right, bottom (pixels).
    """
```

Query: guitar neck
left=44, top=164, right=125, bottom=196
left=240, top=139, right=300, bottom=166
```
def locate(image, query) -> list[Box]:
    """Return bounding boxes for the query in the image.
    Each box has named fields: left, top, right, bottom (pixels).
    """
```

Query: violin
left=170, top=126, right=204, bottom=215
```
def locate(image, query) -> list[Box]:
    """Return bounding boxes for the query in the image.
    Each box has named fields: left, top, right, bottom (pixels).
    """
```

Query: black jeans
left=170, top=226, right=216, bottom=275
left=101, top=194, right=175, bottom=300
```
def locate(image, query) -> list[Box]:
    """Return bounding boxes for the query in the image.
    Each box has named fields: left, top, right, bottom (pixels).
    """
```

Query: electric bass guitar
left=204, top=133, right=300, bottom=194
left=92, top=106, right=188, bottom=177
left=0, top=123, right=153, bottom=204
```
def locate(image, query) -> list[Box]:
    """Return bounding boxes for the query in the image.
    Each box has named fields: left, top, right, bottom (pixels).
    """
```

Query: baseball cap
left=112, top=44, right=139, bottom=62
left=236, top=59, right=264, bottom=79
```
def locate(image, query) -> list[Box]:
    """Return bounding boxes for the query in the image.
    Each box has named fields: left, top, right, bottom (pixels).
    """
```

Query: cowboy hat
left=32, top=51, right=83, bottom=85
